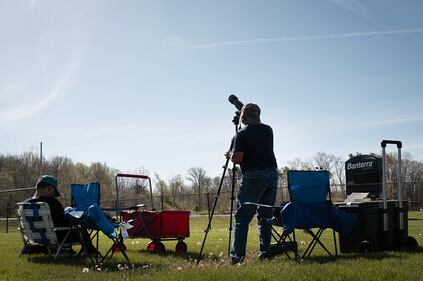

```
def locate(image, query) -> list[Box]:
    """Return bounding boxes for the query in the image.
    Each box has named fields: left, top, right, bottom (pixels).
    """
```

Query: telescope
left=228, top=95, right=243, bottom=111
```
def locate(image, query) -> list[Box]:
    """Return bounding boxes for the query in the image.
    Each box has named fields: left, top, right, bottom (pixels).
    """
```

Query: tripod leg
left=197, top=158, right=230, bottom=265
left=197, top=122, right=240, bottom=265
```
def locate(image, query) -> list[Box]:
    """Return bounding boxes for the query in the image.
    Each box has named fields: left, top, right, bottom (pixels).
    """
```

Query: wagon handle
left=115, top=173, right=154, bottom=219
left=116, top=173, right=150, bottom=179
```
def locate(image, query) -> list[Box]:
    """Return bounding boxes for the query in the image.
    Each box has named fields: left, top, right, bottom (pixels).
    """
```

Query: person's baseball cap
left=36, top=175, right=60, bottom=197
left=242, top=103, right=261, bottom=125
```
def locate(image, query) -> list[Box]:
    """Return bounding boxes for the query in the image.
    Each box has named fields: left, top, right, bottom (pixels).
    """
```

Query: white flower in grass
left=135, top=241, right=140, bottom=245
left=82, top=268, right=89, bottom=273
left=300, top=241, right=306, bottom=245
left=96, top=268, right=102, bottom=272
left=219, top=252, right=224, bottom=258
left=131, top=241, right=135, bottom=245
left=197, top=242, right=201, bottom=246
left=177, top=267, right=183, bottom=271
left=209, top=252, right=214, bottom=257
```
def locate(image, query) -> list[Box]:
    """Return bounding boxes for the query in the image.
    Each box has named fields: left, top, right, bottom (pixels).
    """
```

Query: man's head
left=240, top=103, right=261, bottom=125
left=35, top=175, right=60, bottom=197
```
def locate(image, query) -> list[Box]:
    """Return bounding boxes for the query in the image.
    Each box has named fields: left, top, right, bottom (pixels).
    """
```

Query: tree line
left=1, top=151, right=423, bottom=216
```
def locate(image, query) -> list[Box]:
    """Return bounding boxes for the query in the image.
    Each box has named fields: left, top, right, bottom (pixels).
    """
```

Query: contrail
left=183, top=27, right=423, bottom=49
left=364, top=115, right=423, bottom=127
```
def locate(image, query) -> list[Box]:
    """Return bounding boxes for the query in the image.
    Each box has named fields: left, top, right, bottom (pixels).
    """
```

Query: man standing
left=228, top=103, right=278, bottom=264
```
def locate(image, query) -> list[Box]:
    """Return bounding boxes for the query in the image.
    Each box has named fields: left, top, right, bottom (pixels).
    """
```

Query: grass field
left=1, top=213, right=423, bottom=281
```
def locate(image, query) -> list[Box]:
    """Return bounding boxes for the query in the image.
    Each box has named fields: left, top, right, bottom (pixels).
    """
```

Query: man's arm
left=231, top=151, right=244, bottom=164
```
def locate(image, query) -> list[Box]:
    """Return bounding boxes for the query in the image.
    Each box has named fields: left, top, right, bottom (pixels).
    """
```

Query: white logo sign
left=347, top=161, right=373, bottom=170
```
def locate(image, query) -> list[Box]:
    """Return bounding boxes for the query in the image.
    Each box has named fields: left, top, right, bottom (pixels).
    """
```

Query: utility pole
left=40, top=142, right=43, bottom=174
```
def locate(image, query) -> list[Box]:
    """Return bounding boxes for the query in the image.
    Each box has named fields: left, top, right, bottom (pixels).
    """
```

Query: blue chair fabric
left=65, top=182, right=118, bottom=238
left=281, top=171, right=354, bottom=236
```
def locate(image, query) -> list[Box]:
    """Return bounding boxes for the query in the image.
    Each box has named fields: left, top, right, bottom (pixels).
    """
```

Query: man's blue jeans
left=230, top=168, right=278, bottom=262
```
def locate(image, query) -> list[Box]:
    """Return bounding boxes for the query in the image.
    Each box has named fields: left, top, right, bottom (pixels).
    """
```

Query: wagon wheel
left=405, top=236, right=418, bottom=249
left=112, top=240, right=127, bottom=253
left=175, top=241, right=188, bottom=253
left=154, top=242, right=166, bottom=253
left=147, top=241, right=166, bottom=254
left=359, top=240, right=373, bottom=253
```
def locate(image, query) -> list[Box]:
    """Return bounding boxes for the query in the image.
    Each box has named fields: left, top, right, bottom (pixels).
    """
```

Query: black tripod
left=197, top=113, right=241, bottom=265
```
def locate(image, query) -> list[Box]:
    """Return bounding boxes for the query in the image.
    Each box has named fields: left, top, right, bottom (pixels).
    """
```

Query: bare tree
left=310, top=152, right=335, bottom=171
left=186, top=167, right=208, bottom=210
left=154, top=173, right=170, bottom=210
left=287, top=158, right=313, bottom=170
left=168, top=174, right=185, bottom=209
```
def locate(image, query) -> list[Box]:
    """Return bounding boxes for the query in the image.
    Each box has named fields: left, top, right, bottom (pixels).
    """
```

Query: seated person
left=24, top=175, right=98, bottom=254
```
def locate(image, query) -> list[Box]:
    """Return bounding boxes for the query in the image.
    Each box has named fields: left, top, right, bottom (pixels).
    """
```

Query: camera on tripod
left=228, top=95, right=244, bottom=125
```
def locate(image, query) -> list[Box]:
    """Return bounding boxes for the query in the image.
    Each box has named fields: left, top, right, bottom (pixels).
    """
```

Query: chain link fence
left=2, top=182, right=423, bottom=233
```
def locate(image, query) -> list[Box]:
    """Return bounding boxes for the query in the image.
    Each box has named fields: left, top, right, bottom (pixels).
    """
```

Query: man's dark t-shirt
left=25, top=196, right=68, bottom=227
left=232, top=123, right=277, bottom=173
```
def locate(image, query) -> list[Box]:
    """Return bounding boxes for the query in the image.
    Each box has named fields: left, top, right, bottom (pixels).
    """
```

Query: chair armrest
left=53, top=226, right=72, bottom=231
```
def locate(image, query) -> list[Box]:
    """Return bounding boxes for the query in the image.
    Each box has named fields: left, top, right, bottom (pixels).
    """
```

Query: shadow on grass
left=288, top=245, right=423, bottom=264
left=25, top=248, right=199, bottom=271
left=133, top=248, right=200, bottom=261
left=27, top=254, right=171, bottom=272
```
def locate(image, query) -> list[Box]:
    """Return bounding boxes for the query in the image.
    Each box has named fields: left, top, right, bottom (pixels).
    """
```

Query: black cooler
left=336, top=200, right=408, bottom=252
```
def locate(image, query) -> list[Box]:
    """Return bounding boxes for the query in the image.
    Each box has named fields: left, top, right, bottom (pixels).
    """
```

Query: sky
left=1, top=0, right=423, bottom=181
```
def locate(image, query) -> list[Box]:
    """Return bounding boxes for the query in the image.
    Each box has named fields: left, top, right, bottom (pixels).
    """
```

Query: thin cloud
left=0, top=59, right=81, bottom=124
left=407, top=143, right=423, bottom=150
left=363, top=115, right=423, bottom=127
left=179, top=27, right=423, bottom=49
left=329, top=0, right=373, bottom=20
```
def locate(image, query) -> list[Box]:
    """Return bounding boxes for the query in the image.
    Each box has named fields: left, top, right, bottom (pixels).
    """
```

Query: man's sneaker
left=230, top=256, right=245, bottom=265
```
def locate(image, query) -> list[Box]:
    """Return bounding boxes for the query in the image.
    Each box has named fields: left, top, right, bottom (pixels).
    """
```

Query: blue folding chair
left=278, top=170, right=354, bottom=259
left=262, top=171, right=354, bottom=260
left=66, top=182, right=129, bottom=263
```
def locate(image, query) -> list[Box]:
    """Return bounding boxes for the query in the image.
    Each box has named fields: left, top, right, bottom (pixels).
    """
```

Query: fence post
left=5, top=203, right=10, bottom=234
left=206, top=192, right=211, bottom=220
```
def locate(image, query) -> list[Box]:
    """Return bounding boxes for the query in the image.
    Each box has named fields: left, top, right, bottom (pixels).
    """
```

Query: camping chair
left=68, top=182, right=129, bottom=263
left=15, top=202, right=84, bottom=258
left=283, top=170, right=338, bottom=259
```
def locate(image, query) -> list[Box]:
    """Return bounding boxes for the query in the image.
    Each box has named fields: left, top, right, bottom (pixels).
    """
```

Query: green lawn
left=1, top=213, right=423, bottom=281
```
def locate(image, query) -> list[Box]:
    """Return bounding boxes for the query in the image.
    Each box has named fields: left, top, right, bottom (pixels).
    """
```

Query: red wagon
left=121, top=210, right=190, bottom=253
left=115, top=173, right=190, bottom=253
